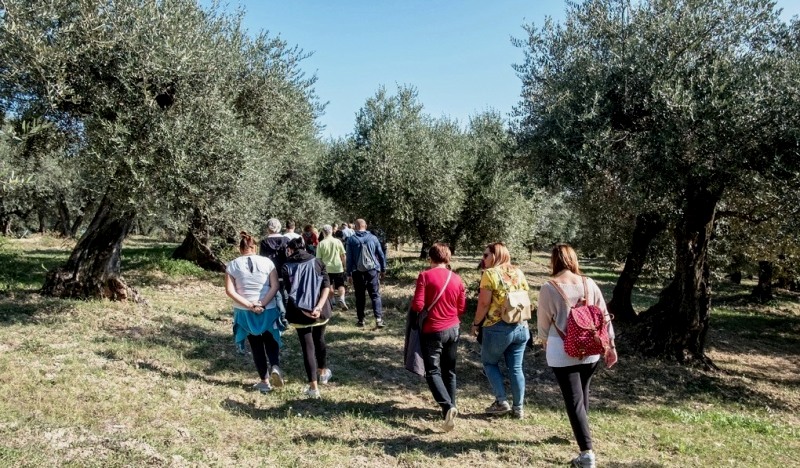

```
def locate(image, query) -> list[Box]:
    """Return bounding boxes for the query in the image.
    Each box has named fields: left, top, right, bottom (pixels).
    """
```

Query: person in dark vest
left=282, top=237, right=333, bottom=399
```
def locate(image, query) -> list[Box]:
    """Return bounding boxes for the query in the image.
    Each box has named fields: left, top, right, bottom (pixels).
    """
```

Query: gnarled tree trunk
left=416, top=220, right=433, bottom=259
left=634, top=184, right=721, bottom=366
left=608, top=212, right=665, bottom=322
left=171, top=208, right=225, bottom=272
left=42, top=194, right=140, bottom=301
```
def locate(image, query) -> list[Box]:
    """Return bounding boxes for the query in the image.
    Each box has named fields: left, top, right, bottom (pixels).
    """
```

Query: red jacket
left=411, top=267, right=466, bottom=333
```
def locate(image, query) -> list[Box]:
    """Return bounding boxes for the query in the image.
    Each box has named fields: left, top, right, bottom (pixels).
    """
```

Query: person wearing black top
left=282, top=237, right=333, bottom=399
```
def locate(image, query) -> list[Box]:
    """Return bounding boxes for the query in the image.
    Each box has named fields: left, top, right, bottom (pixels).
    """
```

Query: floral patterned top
left=479, top=266, right=530, bottom=327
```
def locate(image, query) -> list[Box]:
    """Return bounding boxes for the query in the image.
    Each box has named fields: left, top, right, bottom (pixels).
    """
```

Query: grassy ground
left=0, top=236, right=798, bottom=467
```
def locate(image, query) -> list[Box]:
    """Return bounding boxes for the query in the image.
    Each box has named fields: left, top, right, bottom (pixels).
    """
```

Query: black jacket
left=281, top=250, right=332, bottom=325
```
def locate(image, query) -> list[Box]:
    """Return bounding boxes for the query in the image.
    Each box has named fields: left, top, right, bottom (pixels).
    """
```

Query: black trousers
left=296, top=325, right=327, bottom=383
left=247, top=333, right=280, bottom=381
left=420, top=325, right=459, bottom=418
left=552, top=362, right=599, bottom=451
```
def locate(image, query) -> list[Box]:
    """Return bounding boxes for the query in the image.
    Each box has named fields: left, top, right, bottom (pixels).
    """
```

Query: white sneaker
left=252, top=381, right=271, bottom=394
left=570, top=451, right=596, bottom=468
left=443, top=407, right=458, bottom=432
left=269, top=365, right=285, bottom=388
left=318, top=368, right=332, bottom=385
left=303, top=386, right=321, bottom=399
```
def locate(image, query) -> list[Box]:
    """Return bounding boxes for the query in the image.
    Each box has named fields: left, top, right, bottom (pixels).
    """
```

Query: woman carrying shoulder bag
left=471, top=242, right=531, bottom=419
left=410, top=243, right=466, bottom=432
left=537, top=243, right=617, bottom=468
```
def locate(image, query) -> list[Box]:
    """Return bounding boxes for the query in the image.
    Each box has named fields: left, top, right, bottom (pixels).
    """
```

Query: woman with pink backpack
left=537, top=243, right=617, bottom=468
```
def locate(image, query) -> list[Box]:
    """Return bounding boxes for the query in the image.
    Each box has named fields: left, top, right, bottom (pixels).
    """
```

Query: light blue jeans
left=481, top=321, right=530, bottom=408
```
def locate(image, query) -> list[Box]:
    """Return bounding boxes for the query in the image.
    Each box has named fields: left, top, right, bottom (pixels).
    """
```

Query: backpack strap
left=581, top=275, right=590, bottom=305
left=546, top=280, right=570, bottom=340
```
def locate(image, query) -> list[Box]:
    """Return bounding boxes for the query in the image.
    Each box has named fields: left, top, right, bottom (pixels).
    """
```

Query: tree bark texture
left=171, top=208, right=225, bottom=272
left=41, top=195, right=140, bottom=301
left=608, top=212, right=665, bottom=322
left=752, top=260, right=773, bottom=302
left=635, top=184, right=721, bottom=366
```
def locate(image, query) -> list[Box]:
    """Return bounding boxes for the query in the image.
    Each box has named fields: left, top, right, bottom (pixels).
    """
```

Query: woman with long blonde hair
left=471, top=242, right=530, bottom=419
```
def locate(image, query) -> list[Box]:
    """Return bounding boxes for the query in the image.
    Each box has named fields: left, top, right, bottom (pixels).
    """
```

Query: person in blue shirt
left=345, top=218, right=387, bottom=328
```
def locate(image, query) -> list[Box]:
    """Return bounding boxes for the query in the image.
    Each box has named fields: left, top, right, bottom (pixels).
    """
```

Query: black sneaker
left=356, top=320, right=365, bottom=327
left=376, top=318, right=385, bottom=328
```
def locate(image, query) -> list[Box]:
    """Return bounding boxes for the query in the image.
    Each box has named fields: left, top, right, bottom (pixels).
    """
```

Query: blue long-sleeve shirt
left=345, top=230, right=386, bottom=276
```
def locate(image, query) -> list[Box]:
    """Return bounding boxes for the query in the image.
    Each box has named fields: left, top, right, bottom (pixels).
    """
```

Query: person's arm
left=345, top=238, right=355, bottom=277
left=537, top=284, right=556, bottom=347
left=225, top=273, right=262, bottom=314
left=471, top=287, right=493, bottom=336
left=591, top=278, right=618, bottom=367
left=310, top=260, right=330, bottom=319
left=374, top=236, right=386, bottom=272
left=256, top=269, right=279, bottom=309
left=410, top=273, right=426, bottom=313
left=456, top=281, right=467, bottom=317
left=338, top=240, right=347, bottom=271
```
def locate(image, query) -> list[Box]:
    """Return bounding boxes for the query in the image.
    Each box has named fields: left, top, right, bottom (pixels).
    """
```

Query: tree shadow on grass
left=0, top=249, right=67, bottom=291
left=0, top=293, right=72, bottom=326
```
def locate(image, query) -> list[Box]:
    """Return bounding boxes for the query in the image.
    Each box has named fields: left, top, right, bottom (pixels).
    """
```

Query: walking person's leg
left=553, top=365, right=593, bottom=452
left=579, top=361, right=599, bottom=413
left=296, top=326, right=321, bottom=398
left=247, top=334, right=271, bottom=392
left=480, top=324, right=513, bottom=415
left=262, top=330, right=283, bottom=388
left=503, top=325, right=529, bottom=417
left=440, top=326, right=459, bottom=409
left=352, top=272, right=367, bottom=325
left=365, top=269, right=383, bottom=324
left=313, top=325, right=331, bottom=383
left=421, top=331, right=453, bottom=416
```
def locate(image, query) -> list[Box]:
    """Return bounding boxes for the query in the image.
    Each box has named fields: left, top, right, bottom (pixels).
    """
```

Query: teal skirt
left=233, top=307, right=283, bottom=352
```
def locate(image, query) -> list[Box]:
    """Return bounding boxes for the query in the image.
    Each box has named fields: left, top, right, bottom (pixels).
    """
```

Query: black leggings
left=296, top=325, right=327, bottom=383
left=247, top=333, right=280, bottom=381
left=552, top=362, right=599, bottom=451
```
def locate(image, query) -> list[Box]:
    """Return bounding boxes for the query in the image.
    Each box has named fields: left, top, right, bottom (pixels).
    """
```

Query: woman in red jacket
left=411, top=243, right=466, bottom=432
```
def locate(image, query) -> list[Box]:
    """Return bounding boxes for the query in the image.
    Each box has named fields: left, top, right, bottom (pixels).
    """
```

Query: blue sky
left=208, top=0, right=800, bottom=140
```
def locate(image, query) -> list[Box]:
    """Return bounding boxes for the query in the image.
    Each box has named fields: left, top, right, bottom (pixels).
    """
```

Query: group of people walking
left=410, top=242, right=616, bottom=468
left=225, top=220, right=615, bottom=468
left=225, top=218, right=386, bottom=399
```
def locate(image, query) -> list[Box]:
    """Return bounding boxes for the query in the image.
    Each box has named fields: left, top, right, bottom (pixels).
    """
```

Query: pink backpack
left=549, top=276, right=612, bottom=359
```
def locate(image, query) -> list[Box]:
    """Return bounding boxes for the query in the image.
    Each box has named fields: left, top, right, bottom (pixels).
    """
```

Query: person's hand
left=471, top=324, right=480, bottom=337
left=605, top=346, right=618, bottom=368
left=347, top=276, right=353, bottom=285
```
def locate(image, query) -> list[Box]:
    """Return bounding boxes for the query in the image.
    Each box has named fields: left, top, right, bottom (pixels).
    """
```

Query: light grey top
left=537, top=277, right=615, bottom=367
left=226, top=255, right=277, bottom=309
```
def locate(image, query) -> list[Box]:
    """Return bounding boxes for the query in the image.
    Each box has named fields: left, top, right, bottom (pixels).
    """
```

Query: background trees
left=0, top=0, right=320, bottom=298
left=319, top=87, right=548, bottom=258
left=515, top=0, right=800, bottom=363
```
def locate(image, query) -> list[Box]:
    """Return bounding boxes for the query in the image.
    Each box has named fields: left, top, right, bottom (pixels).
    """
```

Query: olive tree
left=515, top=0, right=799, bottom=363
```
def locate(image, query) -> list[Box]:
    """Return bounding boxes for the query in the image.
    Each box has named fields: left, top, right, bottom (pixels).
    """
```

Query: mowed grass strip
left=0, top=236, right=798, bottom=466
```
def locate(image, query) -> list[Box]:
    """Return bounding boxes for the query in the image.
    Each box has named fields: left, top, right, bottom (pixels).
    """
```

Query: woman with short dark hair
left=410, top=243, right=466, bottom=431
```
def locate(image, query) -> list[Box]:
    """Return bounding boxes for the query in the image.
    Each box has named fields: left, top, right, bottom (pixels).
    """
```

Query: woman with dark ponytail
left=282, top=237, right=333, bottom=399
left=225, top=232, right=284, bottom=393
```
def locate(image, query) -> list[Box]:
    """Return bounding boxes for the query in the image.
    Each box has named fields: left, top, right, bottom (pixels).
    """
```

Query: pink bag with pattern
left=549, top=276, right=612, bottom=360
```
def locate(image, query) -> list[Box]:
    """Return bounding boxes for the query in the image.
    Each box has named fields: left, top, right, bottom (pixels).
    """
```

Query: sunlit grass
left=0, top=237, right=798, bottom=466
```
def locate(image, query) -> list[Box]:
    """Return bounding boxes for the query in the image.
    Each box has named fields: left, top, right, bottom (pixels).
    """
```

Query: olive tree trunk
left=634, top=184, right=721, bottom=366
left=171, top=208, right=225, bottom=272
left=608, top=212, right=665, bottom=322
left=41, top=194, right=140, bottom=301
